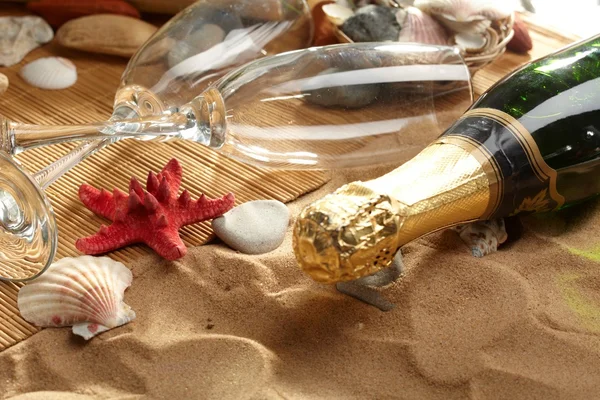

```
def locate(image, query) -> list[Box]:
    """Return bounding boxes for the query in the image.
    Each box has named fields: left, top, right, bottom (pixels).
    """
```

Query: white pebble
left=212, top=200, right=289, bottom=255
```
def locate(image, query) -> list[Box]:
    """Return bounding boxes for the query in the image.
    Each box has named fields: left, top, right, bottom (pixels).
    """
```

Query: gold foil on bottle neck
left=293, top=182, right=408, bottom=283
left=293, top=143, right=493, bottom=284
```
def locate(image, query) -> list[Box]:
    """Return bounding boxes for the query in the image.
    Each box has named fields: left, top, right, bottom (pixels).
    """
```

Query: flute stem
left=33, top=140, right=115, bottom=189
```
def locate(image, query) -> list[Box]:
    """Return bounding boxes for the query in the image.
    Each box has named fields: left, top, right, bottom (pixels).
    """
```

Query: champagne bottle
left=293, top=34, right=600, bottom=284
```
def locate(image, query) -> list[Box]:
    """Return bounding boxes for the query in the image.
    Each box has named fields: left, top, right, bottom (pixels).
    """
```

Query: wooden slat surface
left=0, top=5, right=329, bottom=350
left=0, top=6, right=579, bottom=351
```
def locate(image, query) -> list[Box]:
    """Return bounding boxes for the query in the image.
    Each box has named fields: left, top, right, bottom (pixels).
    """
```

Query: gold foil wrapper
left=293, top=142, right=493, bottom=283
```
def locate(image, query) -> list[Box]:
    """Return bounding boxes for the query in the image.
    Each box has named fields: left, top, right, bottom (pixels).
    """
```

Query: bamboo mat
left=0, top=6, right=580, bottom=351
left=0, top=6, right=329, bottom=350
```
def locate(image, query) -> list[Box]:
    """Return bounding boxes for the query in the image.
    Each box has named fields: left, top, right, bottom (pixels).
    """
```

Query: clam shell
left=397, top=7, right=449, bottom=45
left=414, top=0, right=511, bottom=33
left=20, top=57, right=77, bottom=90
left=17, top=256, right=135, bottom=340
left=323, top=3, right=354, bottom=26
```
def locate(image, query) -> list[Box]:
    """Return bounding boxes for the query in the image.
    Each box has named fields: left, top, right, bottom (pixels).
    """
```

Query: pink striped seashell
left=414, top=0, right=512, bottom=33
left=397, top=6, right=450, bottom=45
left=17, top=256, right=135, bottom=340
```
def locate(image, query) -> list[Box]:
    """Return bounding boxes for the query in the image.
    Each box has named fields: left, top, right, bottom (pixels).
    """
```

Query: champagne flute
left=0, top=0, right=313, bottom=283
left=0, top=42, right=472, bottom=282
left=43, top=0, right=314, bottom=188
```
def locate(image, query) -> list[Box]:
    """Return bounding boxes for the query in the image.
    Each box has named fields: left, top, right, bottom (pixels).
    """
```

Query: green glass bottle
left=293, top=34, right=600, bottom=283
left=457, top=33, right=600, bottom=212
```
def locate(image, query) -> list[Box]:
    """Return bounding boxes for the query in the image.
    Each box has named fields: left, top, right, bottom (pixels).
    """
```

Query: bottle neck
left=365, top=142, right=491, bottom=246
left=293, top=141, right=492, bottom=283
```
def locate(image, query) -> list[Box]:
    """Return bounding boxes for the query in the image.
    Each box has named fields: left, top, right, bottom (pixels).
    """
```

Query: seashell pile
left=17, top=256, right=136, bottom=340
left=20, top=57, right=78, bottom=90
left=322, top=0, right=517, bottom=72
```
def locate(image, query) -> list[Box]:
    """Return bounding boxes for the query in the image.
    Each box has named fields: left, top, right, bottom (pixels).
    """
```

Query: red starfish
left=76, top=159, right=235, bottom=260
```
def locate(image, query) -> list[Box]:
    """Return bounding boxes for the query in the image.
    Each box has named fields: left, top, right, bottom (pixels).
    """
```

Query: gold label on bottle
left=438, top=107, right=566, bottom=219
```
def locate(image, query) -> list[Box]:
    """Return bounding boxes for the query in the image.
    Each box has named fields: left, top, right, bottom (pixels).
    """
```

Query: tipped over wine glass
left=0, top=0, right=472, bottom=282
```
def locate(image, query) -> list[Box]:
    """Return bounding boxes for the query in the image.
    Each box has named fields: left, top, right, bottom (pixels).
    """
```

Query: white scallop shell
left=414, top=0, right=511, bottom=33
left=17, top=256, right=135, bottom=340
left=397, top=7, right=449, bottom=45
left=323, top=3, right=355, bottom=26
left=19, top=57, right=77, bottom=90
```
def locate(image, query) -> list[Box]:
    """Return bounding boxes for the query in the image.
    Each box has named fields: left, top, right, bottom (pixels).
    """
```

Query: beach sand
left=1, top=3, right=600, bottom=399
left=1, top=160, right=600, bottom=399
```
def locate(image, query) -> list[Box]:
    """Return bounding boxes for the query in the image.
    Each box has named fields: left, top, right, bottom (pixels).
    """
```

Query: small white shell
left=454, top=31, right=487, bottom=52
left=397, top=7, right=449, bottom=45
left=0, top=73, right=8, bottom=94
left=19, top=57, right=77, bottom=90
left=414, top=0, right=511, bottom=33
left=323, top=3, right=355, bottom=26
left=17, top=256, right=135, bottom=340
left=454, top=28, right=497, bottom=53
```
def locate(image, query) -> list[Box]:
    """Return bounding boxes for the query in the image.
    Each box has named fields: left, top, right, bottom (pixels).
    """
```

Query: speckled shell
left=17, top=256, right=135, bottom=340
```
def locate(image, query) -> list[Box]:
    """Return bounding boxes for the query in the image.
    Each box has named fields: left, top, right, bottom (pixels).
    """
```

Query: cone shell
left=17, top=256, right=135, bottom=340
left=19, top=56, right=77, bottom=90
left=397, top=7, right=449, bottom=45
left=414, top=0, right=512, bottom=33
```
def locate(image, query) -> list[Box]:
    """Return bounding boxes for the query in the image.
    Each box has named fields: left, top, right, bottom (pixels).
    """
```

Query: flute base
left=0, top=152, right=57, bottom=282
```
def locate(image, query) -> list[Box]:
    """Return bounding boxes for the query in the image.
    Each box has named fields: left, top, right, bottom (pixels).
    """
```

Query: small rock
left=212, top=200, right=290, bottom=255
left=27, top=0, right=141, bottom=28
left=126, top=0, right=197, bottom=14
left=168, top=24, right=226, bottom=68
left=335, top=250, right=404, bottom=311
left=0, top=73, right=8, bottom=94
left=507, top=14, right=533, bottom=54
left=0, top=16, right=54, bottom=67
left=305, top=67, right=381, bottom=109
left=341, top=5, right=400, bottom=42
left=56, top=14, right=157, bottom=58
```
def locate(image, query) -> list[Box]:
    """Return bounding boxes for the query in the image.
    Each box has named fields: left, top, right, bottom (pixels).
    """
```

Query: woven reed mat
left=0, top=6, right=330, bottom=350
left=0, top=6, right=580, bottom=350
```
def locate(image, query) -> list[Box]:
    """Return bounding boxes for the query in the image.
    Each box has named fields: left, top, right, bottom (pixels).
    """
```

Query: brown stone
left=56, top=14, right=157, bottom=58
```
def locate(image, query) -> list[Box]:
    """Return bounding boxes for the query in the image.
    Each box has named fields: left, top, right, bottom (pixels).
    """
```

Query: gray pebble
left=305, top=67, right=381, bottom=109
left=341, top=5, right=400, bottom=42
left=168, top=24, right=226, bottom=68
left=335, top=250, right=404, bottom=311
left=212, top=200, right=290, bottom=255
